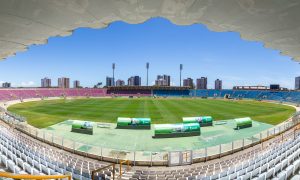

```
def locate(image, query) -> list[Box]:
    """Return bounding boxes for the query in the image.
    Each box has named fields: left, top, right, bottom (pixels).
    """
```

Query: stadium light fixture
left=146, top=62, right=149, bottom=86
left=112, top=63, right=115, bottom=86
left=180, top=64, right=183, bottom=87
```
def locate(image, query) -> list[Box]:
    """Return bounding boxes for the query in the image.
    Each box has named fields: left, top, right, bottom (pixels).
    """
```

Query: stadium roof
left=1, top=1, right=300, bottom=61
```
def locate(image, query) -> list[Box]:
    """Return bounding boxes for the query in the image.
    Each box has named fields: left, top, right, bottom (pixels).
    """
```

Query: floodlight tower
left=180, top=64, right=183, bottom=87
left=146, top=62, right=149, bottom=86
left=112, top=63, right=115, bottom=86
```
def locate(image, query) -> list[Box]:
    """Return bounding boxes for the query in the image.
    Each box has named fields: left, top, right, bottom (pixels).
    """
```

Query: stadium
left=1, top=1, right=300, bottom=180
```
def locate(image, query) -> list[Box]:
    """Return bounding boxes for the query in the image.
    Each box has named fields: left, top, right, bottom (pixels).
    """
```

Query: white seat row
left=205, top=135, right=300, bottom=180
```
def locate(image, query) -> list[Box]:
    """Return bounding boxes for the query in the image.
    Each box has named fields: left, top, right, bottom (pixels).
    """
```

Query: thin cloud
left=20, top=81, right=35, bottom=87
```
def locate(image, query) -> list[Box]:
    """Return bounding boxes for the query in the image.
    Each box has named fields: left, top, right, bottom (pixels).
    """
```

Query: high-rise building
left=215, top=79, right=222, bottom=90
left=183, top=78, right=194, bottom=88
left=58, top=77, right=70, bottom=88
left=155, top=75, right=171, bottom=86
left=41, top=77, right=51, bottom=88
left=116, top=79, right=125, bottom=86
left=73, top=80, right=80, bottom=88
left=106, top=77, right=114, bottom=87
left=295, top=77, right=300, bottom=90
left=128, top=76, right=141, bottom=86
left=196, top=77, right=208, bottom=89
left=2, top=82, right=11, bottom=88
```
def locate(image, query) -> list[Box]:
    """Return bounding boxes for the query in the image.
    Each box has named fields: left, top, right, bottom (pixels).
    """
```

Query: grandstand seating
left=153, top=90, right=190, bottom=97
left=126, top=134, right=300, bottom=180
left=0, top=88, right=299, bottom=104
left=188, top=90, right=300, bottom=104
left=0, top=122, right=119, bottom=180
left=107, top=89, right=151, bottom=96
left=1, top=88, right=300, bottom=179
left=1, top=117, right=300, bottom=179
left=0, top=88, right=106, bottom=102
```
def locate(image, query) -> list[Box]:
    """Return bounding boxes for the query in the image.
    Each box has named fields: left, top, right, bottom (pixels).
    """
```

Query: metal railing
left=91, top=163, right=116, bottom=180
left=119, top=160, right=130, bottom=177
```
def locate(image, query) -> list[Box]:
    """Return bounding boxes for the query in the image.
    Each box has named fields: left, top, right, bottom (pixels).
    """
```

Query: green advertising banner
left=154, top=123, right=200, bottom=135
left=71, top=120, right=93, bottom=135
left=235, top=117, right=252, bottom=129
left=182, top=116, right=213, bottom=124
left=117, top=117, right=151, bottom=129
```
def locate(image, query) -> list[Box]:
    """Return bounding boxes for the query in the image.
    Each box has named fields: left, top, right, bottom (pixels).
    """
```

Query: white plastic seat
left=268, top=159, right=275, bottom=169
left=229, top=172, right=237, bottom=180
left=1, top=154, right=8, bottom=167
left=24, top=162, right=32, bottom=174
left=274, top=163, right=282, bottom=176
left=41, top=164, right=50, bottom=175
left=246, top=165, right=254, bottom=173
left=7, top=160, right=16, bottom=173
left=235, top=165, right=242, bottom=172
left=237, top=169, right=246, bottom=176
left=32, top=167, right=40, bottom=175
left=274, top=156, right=281, bottom=165
left=242, top=162, right=250, bottom=169
left=33, top=160, right=41, bottom=172
left=276, top=171, right=286, bottom=180
left=27, top=157, right=33, bottom=165
left=282, top=159, right=288, bottom=170
left=254, top=162, right=261, bottom=169
left=210, top=173, right=219, bottom=180
left=260, top=163, right=268, bottom=173
left=266, top=167, right=274, bottom=179
left=257, top=172, right=266, bottom=180
left=240, top=172, right=250, bottom=180
left=293, top=159, right=300, bottom=174
left=251, top=168, right=260, bottom=178
left=17, top=158, right=24, bottom=169
left=219, top=171, right=227, bottom=178
left=285, top=165, right=294, bottom=179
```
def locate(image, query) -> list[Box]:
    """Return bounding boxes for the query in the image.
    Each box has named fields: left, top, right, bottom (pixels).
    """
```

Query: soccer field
left=8, top=98, right=295, bottom=128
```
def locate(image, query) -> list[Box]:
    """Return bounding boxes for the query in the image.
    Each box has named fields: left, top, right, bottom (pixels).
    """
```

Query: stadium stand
left=0, top=88, right=106, bottom=101
left=107, top=89, right=152, bottom=96
left=153, top=90, right=190, bottom=97
left=129, top=137, right=300, bottom=180
left=1, top=115, right=300, bottom=180
left=1, top=88, right=300, bottom=103
left=0, top=121, right=121, bottom=180
left=1, top=88, right=300, bottom=179
left=158, top=89, right=300, bottom=104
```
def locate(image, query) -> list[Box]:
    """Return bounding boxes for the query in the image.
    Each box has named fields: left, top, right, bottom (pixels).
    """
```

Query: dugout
left=116, top=117, right=151, bottom=129
left=235, top=117, right=252, bottom=129
left=71, top=120, right=93, bottom=135
left=153, top=123, right=200, bottom=138
left=182, top=116, right=213, bottom=126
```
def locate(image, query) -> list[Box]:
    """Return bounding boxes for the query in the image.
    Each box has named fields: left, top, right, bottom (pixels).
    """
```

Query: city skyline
left=2, top=72, right=299, bottom=90
left=0, top=18, right=299, bottom=89
left=1, top=72, right=298, bottom=90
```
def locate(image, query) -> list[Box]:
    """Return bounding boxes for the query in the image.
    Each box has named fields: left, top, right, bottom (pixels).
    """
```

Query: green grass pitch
left=8, top=98, right=295, bottom=128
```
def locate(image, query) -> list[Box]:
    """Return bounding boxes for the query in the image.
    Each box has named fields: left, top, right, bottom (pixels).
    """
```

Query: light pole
left=112, top=63, right=115, bottom=86
left=180, top=64, right=183, bottom=87
left=146, top=62, right=149, bottom=86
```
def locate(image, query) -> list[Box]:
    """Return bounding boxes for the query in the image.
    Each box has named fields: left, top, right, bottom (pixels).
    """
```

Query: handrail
left=0, top=172, right=71, bottom=180
left=91, top=163, right=115, bottom=180
left=119, top=160, right=130, bottom=177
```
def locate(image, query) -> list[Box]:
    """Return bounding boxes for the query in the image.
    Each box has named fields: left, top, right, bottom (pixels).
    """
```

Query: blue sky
left=1, top=17, right=299, bottom=89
